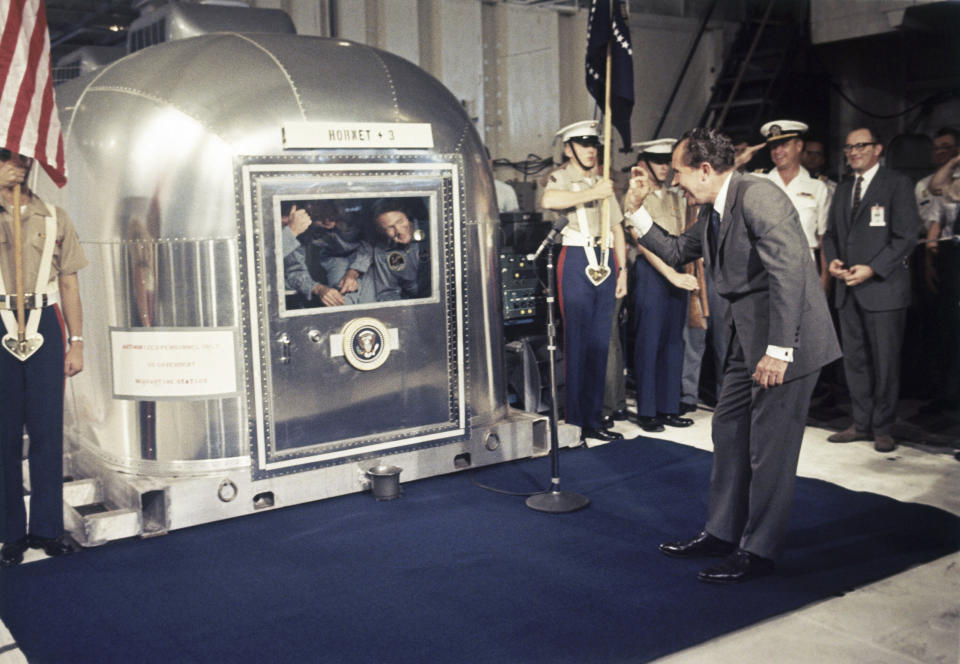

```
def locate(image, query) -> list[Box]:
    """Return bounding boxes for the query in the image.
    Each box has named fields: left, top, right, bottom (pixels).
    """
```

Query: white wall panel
left=377, top=0, right=420, bottom=65
left=631, top=15, right=724, bottom=144
left=483, top=4, right=560, bottom=164
left=333, top=0, right=367, bottom=44
left=557, top=11, right=594, bottom=134
left=418, top=0, right=484, bottom=140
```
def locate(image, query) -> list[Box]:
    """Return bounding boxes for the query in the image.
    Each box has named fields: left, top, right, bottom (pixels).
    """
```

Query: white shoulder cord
left=0, top=207, right=58, bottom=342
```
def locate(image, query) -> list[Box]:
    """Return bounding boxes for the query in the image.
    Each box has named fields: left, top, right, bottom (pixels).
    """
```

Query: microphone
left=527, top=218, right=569, bottom=261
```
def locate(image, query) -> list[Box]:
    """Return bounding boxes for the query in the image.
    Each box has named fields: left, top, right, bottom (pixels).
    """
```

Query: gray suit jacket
left=639, top=171, right=841, bottom=382
left=821, top=166, right=920, bottom=311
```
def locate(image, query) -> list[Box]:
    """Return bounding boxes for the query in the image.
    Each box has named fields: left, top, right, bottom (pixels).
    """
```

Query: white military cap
left=633, top=138, right=676, bottom=155
left=556, top=120, right=601, bottom=144
left=760, top=120, right=808, bottom=144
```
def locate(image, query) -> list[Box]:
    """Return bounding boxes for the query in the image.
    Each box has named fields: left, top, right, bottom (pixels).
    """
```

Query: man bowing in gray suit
left=822, top=128, right=920, bottom=453
left=623, top=128, right=841, bottom=583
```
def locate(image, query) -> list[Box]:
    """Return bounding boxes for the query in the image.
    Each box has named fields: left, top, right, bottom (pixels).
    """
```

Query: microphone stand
left=526, top=243, right=590, bottom=514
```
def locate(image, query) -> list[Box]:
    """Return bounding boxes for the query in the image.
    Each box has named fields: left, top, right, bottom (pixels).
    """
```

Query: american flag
left=585, top=0, right=634, bottom=151
left=0, top=0, right=66, bottom=187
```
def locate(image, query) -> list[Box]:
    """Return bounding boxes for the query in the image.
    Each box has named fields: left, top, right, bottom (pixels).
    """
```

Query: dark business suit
left=821, top=167, right=919, bottom=436
left=640, top=171, right=841, bottom=558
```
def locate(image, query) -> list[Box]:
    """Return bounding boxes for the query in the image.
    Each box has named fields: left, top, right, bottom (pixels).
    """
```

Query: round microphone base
left=526, top=490, right=590, bottom=514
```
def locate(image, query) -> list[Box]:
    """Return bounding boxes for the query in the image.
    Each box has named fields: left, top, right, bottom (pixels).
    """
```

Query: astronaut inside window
left=281, top=195, right=431, bottom=308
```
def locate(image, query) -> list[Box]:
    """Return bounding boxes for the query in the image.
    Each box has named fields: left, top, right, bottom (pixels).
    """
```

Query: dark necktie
left=852, top=175, right=863, bottom=215
left=709, top=207, right=721, bottom=260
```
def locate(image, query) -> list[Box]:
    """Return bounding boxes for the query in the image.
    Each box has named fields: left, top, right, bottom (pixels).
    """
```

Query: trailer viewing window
left=277, top=194, right=433, bottom=312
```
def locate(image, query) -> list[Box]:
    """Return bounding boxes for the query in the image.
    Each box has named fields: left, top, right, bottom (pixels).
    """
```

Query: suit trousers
left=557, top=246, right=616, bottom=429
left=837, top=300, right=907, bottom=436
left=0, top=306, right=66, bottom=542
left=602, top=295, right=626, bottom=417
left=706, top=332, right=819, bottom=560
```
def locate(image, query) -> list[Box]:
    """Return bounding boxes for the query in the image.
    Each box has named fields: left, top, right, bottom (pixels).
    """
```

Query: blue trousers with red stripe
left=558, top=246, right=616, bottom=429
left=0, top=306, right=65, bottom=542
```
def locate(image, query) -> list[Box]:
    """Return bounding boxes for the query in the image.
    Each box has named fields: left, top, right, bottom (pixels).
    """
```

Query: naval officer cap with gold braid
left=760, top=119, right=809, bottom=147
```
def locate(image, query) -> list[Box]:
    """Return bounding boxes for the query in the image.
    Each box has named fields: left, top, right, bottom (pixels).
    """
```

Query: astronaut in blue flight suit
left=0, top=150, right=83, bottom=567
left=541, top=121, right=628, bottom=444
left=284, top=199, right=375, bottom=307
left=370, top=198, right=430, bottom=301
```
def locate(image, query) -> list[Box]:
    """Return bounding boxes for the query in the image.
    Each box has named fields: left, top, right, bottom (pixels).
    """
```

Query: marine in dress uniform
left=0, top=150, right=86, bottom=567
left=541, top=121, right=628, bottom=443
left=624, top=139, right=698, bottom=432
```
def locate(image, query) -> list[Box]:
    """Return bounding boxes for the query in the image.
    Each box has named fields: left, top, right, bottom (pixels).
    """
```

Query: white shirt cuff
left=766, top=344, right=794, bottom=362
left=625, top=206, right=654, bottom=236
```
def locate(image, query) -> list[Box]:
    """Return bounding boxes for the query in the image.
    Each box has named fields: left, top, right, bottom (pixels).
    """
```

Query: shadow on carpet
left=2, top=438, right=957, bottom=663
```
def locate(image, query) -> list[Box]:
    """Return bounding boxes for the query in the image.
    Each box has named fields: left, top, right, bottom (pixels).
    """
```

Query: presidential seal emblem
left=341, top=317, right=391, bottom=371
left=387, top=251, right=406, bottom=272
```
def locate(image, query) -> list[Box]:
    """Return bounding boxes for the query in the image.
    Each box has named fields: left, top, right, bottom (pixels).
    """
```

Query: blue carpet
left=2, top=438, right=957, bottom=663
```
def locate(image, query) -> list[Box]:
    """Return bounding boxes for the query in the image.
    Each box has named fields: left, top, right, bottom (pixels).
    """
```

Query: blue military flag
left=585, top=0, right=634, bottom=150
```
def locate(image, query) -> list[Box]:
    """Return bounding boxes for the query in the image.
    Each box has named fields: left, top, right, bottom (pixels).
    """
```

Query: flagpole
left=12, top=184, right=26, bottom=351
left=600, top=40, right=613, bottom=252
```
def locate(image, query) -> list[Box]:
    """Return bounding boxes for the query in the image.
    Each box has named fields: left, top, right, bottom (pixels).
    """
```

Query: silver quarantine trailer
left=40, top=26, right=555, bottom=545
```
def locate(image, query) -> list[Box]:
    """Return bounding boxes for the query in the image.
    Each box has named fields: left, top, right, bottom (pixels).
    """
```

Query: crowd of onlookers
left=494, top=121, right=959, bottom=450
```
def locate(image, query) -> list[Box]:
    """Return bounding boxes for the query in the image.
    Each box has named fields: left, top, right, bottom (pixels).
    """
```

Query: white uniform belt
left=562, top=236, right=603, bottom=247
left=0, top=290, right=59, bottom=310
left=561, top=227, right=613, bottom=247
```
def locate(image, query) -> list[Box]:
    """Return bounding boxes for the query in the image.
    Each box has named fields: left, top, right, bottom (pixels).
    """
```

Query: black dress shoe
left=678, top=402, right=697, bottom=415
left=659, top=531, right=736, bottom=558
left=697, top=549, right=775, bottom=584
left=636, top=415, right=665, bottom=432
left=28, top=534, right=75, bottom=557
left=1, top=536, right=29, bottom=568
left=601, top=414, right=615, bottom=428
left=659, top=413, right=694, bottom=428
left=611, top=409, right=629, bottom=421
left=581, top=426, right=624, bottom=442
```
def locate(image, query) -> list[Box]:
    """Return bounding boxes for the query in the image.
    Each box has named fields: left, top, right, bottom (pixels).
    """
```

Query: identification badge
left=869, top=205, right=886, bottom=227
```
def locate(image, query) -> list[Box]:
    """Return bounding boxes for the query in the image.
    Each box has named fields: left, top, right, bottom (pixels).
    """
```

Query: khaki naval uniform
left=0, top=194, right=87, bottom=543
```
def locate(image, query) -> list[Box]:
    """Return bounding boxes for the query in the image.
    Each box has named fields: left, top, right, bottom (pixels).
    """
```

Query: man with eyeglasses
left=0, top=149, right=86, bottom=566
left=822, top=128, right=921, bottom=453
